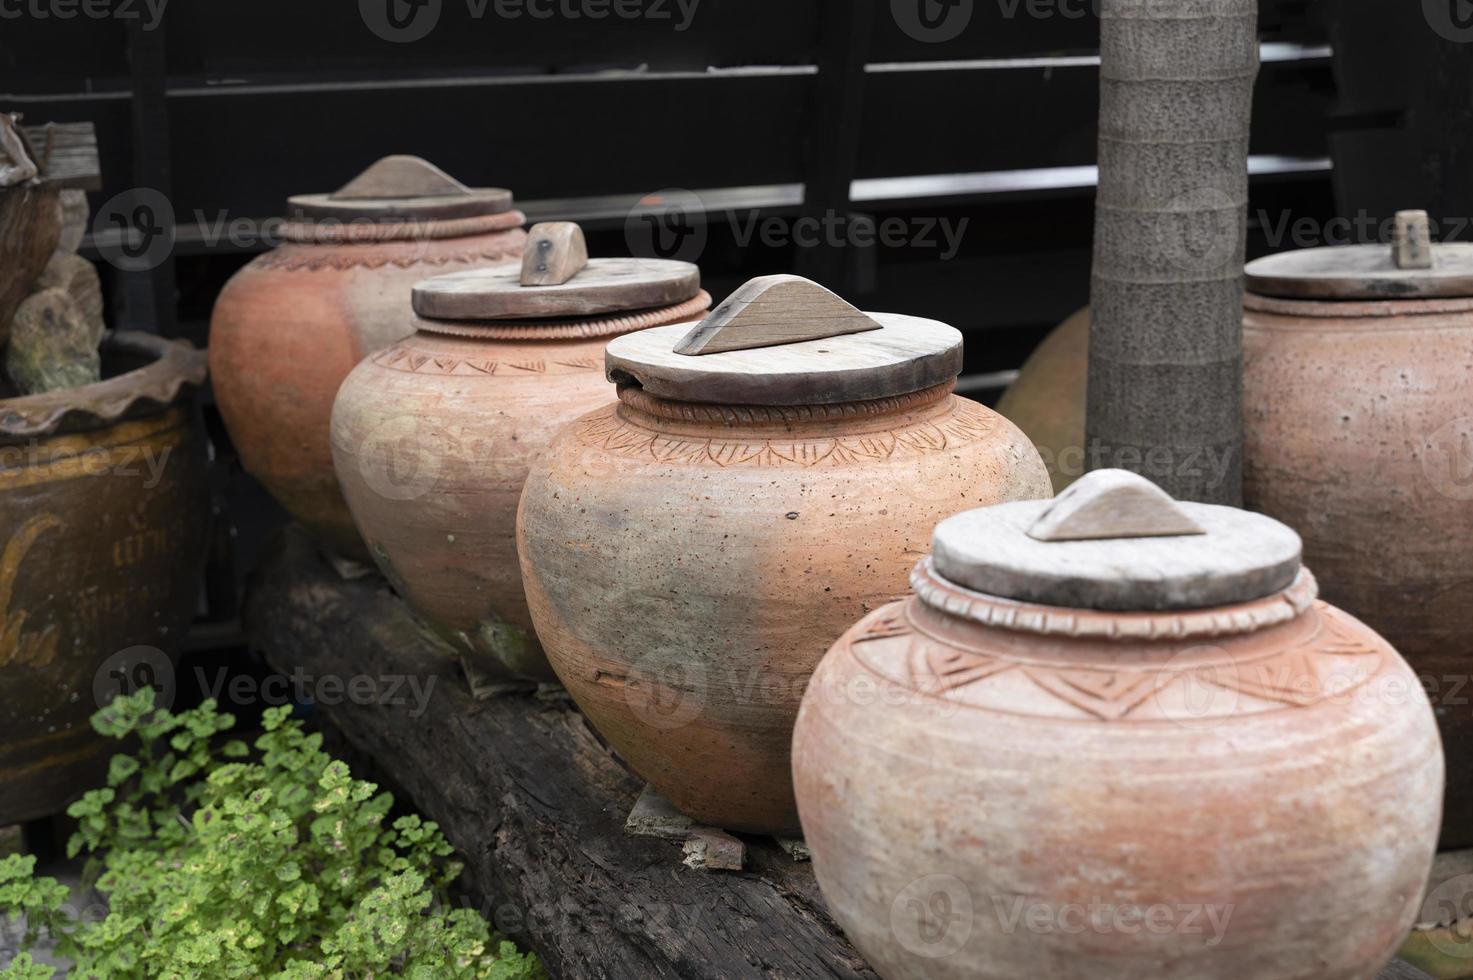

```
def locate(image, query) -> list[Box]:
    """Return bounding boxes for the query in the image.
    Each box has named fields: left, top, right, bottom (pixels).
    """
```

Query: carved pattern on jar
left=572, top=396, right=1000, bottom=469
left=845, top=601, right=1386, bottom=721
left=368, top=345, right=602, bottom=377
left=253, top=245, right=521, bottom=273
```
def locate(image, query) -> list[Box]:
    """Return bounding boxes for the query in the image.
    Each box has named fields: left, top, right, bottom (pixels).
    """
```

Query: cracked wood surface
left=245, top=528, right=875, bottom=980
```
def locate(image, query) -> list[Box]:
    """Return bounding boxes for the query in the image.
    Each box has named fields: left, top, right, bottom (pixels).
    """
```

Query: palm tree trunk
left=1086, top=0, right=1259, bottom=504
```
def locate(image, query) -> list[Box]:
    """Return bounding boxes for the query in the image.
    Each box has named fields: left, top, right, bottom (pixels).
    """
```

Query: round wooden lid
left=1246, top=211, right=1473, bottom=299
left=606, top=313, right=962, bottom=406
left=413, top=258, right=701, bottom=321
left=603, top=275, right=964, bottom=405
left=288, top=155, right=514, bottom=222
left=929, top=470, right=1303, bottom=611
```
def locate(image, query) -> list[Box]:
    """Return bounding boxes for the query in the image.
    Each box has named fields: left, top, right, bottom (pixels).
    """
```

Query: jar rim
left=910, top=558, right=1319, bottom=641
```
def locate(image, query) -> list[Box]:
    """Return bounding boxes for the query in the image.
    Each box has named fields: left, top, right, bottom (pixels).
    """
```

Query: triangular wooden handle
left=673, top=275, right=882, bottom=356
left=1028, top=469, right=1206, bottom=542
left=521, top=222, right=589, bottom=286
left=331, top=155, right=472, bottom=201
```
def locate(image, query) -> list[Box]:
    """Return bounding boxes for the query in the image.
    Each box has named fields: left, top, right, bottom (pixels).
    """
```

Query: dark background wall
left=3, top=0, right=1468, bottom=657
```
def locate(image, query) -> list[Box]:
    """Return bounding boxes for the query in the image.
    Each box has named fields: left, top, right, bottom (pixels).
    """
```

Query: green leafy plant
left=0, top=690, right=542, bottom=979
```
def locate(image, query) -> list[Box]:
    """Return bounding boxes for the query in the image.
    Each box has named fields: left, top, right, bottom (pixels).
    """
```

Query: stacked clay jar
left=794, top=469, right=1442, bottom=980
left=517, top=274, right=1052, bottom=833
left=331, top=223, right=708, bottom=686
left=210, top=156, right=527, bottom=560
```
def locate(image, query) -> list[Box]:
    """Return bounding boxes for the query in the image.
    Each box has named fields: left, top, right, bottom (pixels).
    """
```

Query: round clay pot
left=995, top=305, right=1088, bottom=494
left=518, top=276, right=1052, bottom=834
left=794, top=470, right=1441, bottom=980
left=332, top=225, right=708, bottom=684
left=209, top=157, right=525, bottom=560
left=1243, top=231, right=1473, bottom=847
left=0, top=332, right=209, bottom=825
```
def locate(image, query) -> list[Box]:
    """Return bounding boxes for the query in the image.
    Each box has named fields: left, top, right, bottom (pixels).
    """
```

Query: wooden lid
left=1247, top=212, right=1473, bottom=300
left=928, top=470, right=1303, bottom=611
left=413, top=223, right=700, bottom=320
left=288, top=155, right=513, bottom=222
left=604, top=276, right=963, bottom=405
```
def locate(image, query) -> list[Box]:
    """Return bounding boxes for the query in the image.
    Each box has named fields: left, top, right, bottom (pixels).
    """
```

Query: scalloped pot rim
left=0, top=331, right=207, bottom=442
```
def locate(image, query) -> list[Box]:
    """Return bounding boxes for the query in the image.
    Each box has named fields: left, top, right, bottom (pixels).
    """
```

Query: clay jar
left=793, top=470, right=1442, bottom=980
left=1243, top=219, right=1473, bottom=847
left=209, top=156, right=526, bottom=560
left=518, top=275, right=1052, bottom=834
left=332, top=224, right=708, bottom=684
left=0, top=333, right=209, bottom=824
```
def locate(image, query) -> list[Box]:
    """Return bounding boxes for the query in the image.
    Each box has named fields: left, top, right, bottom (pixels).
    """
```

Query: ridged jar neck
left=614, top=380, right=958, bottom=435
left=413, top=292, right=711, bottom=342
left=277, top=210, right=526, bottom=245
left=910, top=556, right=1320, bottom=642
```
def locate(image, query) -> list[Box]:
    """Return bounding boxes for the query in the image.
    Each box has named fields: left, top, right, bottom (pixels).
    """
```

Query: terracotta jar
left=209, top=156, right=525, bottom=560
left=332, top=224, right=708, bottom=685
left=0, top=332, right=209, bottom=825
left=794, top=469, right=1442, bottom=980
left=1243, top=218, right=1473, bottom=847
left=517, top=275, right=1052, bottom=834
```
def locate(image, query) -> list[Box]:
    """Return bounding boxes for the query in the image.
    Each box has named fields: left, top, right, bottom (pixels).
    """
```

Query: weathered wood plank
left=245, top=528, right=876, bottom=980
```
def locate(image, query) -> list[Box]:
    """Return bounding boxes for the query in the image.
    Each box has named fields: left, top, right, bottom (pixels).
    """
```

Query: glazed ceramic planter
left=0, top=332, right=209, bottom=825
left=518, top=276, right=1052, bottom=834
left=794, top=470, right=1442, bottom=980
left=1243, top=225, right=1473, bottom=847
left=209, top=156, right=525, bottom=560
left=332, top=224, right=708, bottom=684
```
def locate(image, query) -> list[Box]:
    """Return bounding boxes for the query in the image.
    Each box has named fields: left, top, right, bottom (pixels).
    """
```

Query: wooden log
left=245, top=528, right=877, bottom=980
left=243, top=528, right=1431, bottom=980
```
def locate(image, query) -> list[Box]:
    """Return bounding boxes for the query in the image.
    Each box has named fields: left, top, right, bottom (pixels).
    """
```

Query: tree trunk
left=1086, top=0, right=1259, bottom=504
